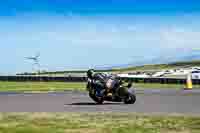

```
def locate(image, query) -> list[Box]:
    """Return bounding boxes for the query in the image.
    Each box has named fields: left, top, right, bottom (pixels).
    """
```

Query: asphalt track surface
left=0, top=89, right=200, bottom=115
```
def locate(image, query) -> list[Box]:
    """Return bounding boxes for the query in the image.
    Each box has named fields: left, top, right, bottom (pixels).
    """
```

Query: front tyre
left=89, top=92, right=104, bottom=104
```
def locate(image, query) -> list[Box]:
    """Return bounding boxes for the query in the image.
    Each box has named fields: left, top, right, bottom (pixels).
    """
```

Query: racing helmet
left=87, top=69, right=95, bottom=78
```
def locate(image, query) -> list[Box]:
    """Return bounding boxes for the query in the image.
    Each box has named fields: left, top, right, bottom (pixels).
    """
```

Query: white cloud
left=2, top=15, right=200, bottom=74
left=160, top=27, right=200, bottom=49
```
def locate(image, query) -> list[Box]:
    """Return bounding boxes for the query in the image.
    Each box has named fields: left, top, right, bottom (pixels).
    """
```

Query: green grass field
left=0, top=82, right=86, bottom=92
left=0, top=113, right=199, bottom=133
left=0, top=81, right=199, bottom=92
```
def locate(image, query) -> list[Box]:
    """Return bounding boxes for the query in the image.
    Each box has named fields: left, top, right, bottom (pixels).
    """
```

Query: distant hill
left=18, top=60, right=200, bottom=75
left=18, top=50, right=200, bottom=75
left=110, top=49, right=200, bottom=71
left=111, top=60, right=200, bottom=72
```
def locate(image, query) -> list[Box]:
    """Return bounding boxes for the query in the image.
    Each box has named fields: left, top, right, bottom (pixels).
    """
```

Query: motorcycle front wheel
left=89, top=92, right=104, bottom=104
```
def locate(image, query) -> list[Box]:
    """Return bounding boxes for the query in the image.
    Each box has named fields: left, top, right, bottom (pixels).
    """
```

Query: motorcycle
left=86, top=76, right=136, bottom=104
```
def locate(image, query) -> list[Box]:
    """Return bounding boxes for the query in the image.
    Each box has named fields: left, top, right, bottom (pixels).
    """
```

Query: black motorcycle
left=86, top=77, right=136, bottom=104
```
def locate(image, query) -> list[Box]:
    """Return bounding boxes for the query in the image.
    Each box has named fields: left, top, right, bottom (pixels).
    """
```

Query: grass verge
left=0, top=82, right=86, bottom=92
left=0, top=113, right=200, bottom=133
left=134, top=83, right=200, bottom=89
left=0, top=81, right=199, bottom=92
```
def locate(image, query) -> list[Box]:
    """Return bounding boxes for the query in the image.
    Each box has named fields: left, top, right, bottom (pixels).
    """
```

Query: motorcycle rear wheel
left=124, top=89, right=136, bottom=104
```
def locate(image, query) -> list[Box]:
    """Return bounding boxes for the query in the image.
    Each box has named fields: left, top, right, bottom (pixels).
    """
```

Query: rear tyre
left=124, top=94, right=136, bottom=104
left=124, top=89, right=136, bottom=104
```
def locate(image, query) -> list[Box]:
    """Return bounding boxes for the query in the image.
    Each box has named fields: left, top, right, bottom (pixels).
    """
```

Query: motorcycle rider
left=86, top=69, right=109, bottom=97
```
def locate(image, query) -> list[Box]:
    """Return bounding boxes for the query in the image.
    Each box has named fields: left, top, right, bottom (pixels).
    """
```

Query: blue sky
left=1, top=0, right=200, bottom=74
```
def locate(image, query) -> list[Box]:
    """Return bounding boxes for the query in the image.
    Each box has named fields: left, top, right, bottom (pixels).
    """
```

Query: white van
left=191, top=71, right=200, bottom=79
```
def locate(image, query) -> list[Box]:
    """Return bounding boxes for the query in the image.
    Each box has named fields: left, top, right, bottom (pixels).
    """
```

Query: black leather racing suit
left=87, top=73, right=109, bottom=96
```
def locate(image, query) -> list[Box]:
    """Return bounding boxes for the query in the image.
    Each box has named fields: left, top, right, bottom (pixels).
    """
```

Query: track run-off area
left=0, top=89, right=200, bottom=115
